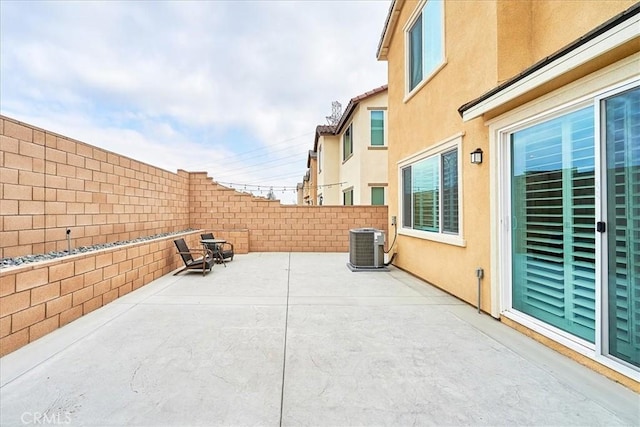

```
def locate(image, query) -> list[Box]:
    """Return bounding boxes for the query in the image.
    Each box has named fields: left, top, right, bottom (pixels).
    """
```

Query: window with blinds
left=605, top=87, right=640, bottom=368
left=401, top=148, right=459, bottom=235
left=442, top=149, right=458, bottom=233
left=511, top=106, right=596, bottom=343
left=413, top=156, right=439, bottom=231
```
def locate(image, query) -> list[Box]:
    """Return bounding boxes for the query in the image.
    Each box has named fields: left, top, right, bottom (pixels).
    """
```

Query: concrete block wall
left=0, top=116, right=190, bottom=259
left=0, top=230, right=202, bottom=356
left=0, top=116, right=388, bottom=354
left=189, top=173, right=388, bottom=252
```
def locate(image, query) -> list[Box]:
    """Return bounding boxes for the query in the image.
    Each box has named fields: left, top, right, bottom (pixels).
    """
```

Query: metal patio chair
left=200, top=233, right=234, bottom=264
left=173, top=238, right=214, bottom=276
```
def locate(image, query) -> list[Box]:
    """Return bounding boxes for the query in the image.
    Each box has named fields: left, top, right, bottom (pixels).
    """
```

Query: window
left=343, top=188, right=353, bottom=206
left=407, top=0, right=444, bottom=93
left=318, top=145, right=322, bottom=172
left=371, top=111, right=384, bottom=146
left=401, top=146, right=458, bottom=234
left=371, top=187, right=385, bottom=205
left=343, top=124, right=353, bottom=161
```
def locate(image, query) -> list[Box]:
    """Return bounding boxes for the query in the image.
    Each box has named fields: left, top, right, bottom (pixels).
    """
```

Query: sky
left=0, top=0, right=390, bottom=204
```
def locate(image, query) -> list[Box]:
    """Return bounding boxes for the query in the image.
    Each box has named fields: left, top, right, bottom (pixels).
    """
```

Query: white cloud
left=0, top=0, right=390, bottom=204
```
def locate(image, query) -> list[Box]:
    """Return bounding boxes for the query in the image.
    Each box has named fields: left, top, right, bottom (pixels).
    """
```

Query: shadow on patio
left=1, top=253, right=637, bottom=426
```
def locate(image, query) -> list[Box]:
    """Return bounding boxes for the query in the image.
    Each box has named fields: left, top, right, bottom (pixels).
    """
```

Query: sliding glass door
left=505, top=82, right=640, bottom=374
left=511, top=107, right=596, bottom=343
left=604, top=87, right=640, bottom=368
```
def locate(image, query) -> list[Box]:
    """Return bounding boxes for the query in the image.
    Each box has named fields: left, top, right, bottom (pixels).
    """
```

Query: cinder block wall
left=0, top=116, right=190, bottom=259
left=189, top=173, right=388, bottom=252
left=0, top=116, right=388, bottom=355
left=0, top=230, right=202, bottom=356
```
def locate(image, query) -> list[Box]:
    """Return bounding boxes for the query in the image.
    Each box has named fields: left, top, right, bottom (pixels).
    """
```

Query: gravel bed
left=0, top=229, right=198, bottom=270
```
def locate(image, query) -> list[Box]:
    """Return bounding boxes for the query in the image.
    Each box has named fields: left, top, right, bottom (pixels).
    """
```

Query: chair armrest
left=176, top=248, right=211, bottom=259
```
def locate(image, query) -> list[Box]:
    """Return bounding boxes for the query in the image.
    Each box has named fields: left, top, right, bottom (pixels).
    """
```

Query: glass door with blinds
left=510, top=106, right=596, bottom=343
left=508, top=84, right=639, bottom=370
left=604, top=87, right=639, bottom=368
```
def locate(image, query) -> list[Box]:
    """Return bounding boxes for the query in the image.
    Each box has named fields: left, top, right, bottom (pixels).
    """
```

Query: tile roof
left=312, top=85, right=388, bottom=151
left=335, top=84, right=388, bottom=134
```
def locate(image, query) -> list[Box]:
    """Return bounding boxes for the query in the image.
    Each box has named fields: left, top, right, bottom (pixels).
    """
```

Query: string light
left=215, top=180, right=348, bottom=192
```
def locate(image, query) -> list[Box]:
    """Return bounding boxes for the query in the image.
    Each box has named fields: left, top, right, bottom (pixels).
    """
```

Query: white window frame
left=397, top=132, right=465, bottom=247
left=403, top=0, right=446, bottom=101
left=489, top=55, right=640, bottom=380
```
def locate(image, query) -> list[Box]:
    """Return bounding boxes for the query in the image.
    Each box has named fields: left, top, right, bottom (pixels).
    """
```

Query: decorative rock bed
left=0, top=229, right=198, bottom=270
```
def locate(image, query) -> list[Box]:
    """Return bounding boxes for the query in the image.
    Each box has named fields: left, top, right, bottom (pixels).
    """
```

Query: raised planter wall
left=0, top=230, right=204, bottom=356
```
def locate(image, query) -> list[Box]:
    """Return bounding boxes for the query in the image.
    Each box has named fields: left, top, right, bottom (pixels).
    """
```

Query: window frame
left=343, top=187, right=354, bottom=206
left=397, top=133, right=464, bottom=246
left=370, top=110, right=385, bottom=146
left=371, top=186, right=385, bottom=206
left=404, top=0, right=446, bottom=99
left=343, top=123, right=353, bottom=162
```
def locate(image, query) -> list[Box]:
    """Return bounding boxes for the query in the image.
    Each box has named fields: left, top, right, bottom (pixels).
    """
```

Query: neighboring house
left=297, top=150, right=318, bottom=205
left=296, top=182, right=304, bottom=205
left=307, top=150, right=318, bottom=204
left=300, top=169, right=312, bottom=205
left=313, top=86, right=389, bottom=206
left=377, top=0, right=639, bottom=386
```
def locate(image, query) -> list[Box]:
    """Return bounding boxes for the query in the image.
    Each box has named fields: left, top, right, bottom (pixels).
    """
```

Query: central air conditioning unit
left=347, top=228, right=388, bottom=271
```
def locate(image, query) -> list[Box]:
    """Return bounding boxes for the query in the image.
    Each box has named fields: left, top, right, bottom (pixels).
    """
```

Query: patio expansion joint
left=278, top=252, right=292, bottom=427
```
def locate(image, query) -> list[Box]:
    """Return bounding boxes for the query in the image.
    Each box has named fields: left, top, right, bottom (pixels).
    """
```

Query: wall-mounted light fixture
left=470, top=148, right=483, bottom=164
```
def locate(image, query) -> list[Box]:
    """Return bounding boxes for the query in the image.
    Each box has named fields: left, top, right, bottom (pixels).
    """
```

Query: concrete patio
left=1, top=252, right=637, bottom=426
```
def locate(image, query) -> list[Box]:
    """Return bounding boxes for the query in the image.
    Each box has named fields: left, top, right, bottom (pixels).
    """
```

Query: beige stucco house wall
left=315, top=86, right=389, bottom=206
left=298, top=150, right=318, bottom=205
left=378, top=0, right=639, bottom=389
left=315, top=126, right=341, bottom=205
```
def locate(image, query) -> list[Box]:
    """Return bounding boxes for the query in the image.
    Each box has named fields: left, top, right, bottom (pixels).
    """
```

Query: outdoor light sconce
left=470, top=148, right=483, bottom=164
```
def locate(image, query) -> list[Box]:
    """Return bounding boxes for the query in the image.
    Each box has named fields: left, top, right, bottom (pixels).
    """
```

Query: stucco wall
left=317, top=134, right=341, bottom=205
left=382, top=0, right=634, bottom=311
left=381, top=0, right=638, bottom=387
left=528, top=0, right=637, bottom=62
left=384, top=0, right=497, bottom=310
left=346, top=91, right=388, bottom=205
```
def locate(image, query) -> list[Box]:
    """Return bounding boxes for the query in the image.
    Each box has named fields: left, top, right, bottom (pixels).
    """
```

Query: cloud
left=0, top=0, right=390, bottom=204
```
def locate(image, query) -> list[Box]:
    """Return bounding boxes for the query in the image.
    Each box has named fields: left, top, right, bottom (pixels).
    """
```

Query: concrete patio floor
left=1, top=252, right=637, bottom=426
